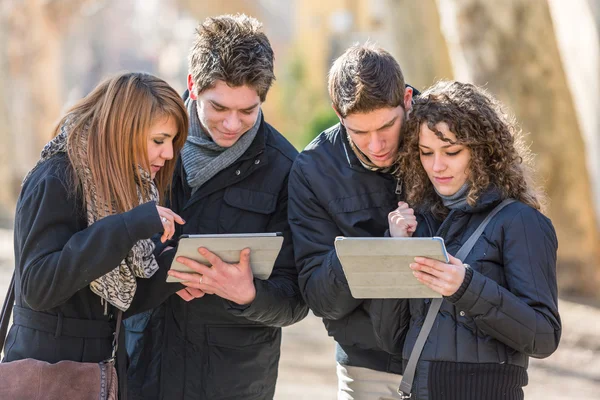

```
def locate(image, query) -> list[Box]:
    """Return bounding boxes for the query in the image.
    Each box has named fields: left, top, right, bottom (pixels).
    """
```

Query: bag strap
left=0, top=272, right=15, bottom=352
left=397, top=198, right=515, bottom=399
left=0, top=270, right=126, bottom=367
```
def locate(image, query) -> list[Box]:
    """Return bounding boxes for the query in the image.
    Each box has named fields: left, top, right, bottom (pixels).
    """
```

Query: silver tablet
left=166, top=233, right=284, bottom=283
left=334, top=236, right=449, bottom=299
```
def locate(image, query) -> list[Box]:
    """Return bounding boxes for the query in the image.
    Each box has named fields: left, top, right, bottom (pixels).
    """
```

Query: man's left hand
left=168, top=247, right=256, bottom=306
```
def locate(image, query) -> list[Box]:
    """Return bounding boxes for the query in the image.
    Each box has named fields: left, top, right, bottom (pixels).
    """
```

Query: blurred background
left=1, top=0, right=599, bottom=398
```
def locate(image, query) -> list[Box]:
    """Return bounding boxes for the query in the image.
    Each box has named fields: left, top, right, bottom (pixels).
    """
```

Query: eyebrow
left=346, top=116, right=398, bottom=134
left=210, top=100, right=260, bottom=112
left=153, top=132, right=174, bottom=138
left=419, top=143, right=457, bottom=149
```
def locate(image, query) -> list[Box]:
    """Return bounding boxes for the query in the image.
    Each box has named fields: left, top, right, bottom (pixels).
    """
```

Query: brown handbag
left=0, top=273, right=121, bottom=400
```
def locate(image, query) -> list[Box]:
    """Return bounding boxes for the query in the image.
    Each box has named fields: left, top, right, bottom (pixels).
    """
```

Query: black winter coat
left=288, top=124, right=408, bottom=374
left=370, top=190, right=561, bottom=400
left=133, top=116, right=308, bottom=400
left=2, top=153, right=166, bottom=365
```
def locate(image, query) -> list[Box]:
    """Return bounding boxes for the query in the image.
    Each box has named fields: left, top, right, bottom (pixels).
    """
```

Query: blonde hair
left=54, top=72, right=188, bottom=214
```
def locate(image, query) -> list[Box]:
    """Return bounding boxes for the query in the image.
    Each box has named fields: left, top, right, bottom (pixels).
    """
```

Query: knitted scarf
left=182, top=98, right=260, bottom=193
left=436, top=182, right=471, bottom=210
left=23, top=119, right=160, bottom=312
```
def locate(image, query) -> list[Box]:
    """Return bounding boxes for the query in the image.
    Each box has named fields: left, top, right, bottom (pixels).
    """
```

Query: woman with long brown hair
left=372, top=81, right=561, bottom=400
left=1, top=72, right=187, bottom=367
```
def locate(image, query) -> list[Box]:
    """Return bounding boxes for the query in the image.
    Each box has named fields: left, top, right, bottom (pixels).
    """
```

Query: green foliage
left=278, top=49, right=337, bottom=150
left=300, top=105, right=339, bottom=148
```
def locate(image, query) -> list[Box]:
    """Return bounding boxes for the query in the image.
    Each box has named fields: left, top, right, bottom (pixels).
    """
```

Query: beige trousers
left=336, top=362, right=404, bottom=400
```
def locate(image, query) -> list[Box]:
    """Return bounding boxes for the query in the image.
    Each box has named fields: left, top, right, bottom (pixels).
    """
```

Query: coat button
left=459, top=311, right=466, bottom=317
left=235, top=170, right=241, bottom=176
left=254, top=159, right=260, bottom=164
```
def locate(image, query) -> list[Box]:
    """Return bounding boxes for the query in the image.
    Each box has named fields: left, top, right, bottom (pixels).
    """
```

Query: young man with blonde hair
left=289, top=43, right=415, bottom=399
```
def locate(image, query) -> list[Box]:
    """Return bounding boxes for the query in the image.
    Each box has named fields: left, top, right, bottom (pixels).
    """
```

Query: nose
left=223, top=112, right=242, bottom=133
left=367, top=132, right=385, bottom=154
left=432, top=154, right=446, bottom=173
left=162, top=142, right=174, bottom=160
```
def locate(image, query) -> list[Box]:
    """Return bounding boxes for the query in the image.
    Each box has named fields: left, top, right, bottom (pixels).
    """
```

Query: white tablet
left=166, top=233, right=284, bottom=283
left=334, top=236, right=449, bottom=299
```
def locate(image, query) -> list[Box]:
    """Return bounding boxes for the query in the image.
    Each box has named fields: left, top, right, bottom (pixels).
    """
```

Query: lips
left=434, top=176, right=452, bottom=184
left=151, top=165, right=163, bottom=173
left=220, top=130, right=241, bottom=138
left=369, top=151, right=391, bottom=160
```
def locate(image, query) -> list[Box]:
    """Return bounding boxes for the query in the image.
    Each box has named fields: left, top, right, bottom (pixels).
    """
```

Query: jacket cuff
left=445, top=264, right=473, bottom=304
left=122, top=201, right=162, bottom=242
left=331, top=250, right=350, bottom=287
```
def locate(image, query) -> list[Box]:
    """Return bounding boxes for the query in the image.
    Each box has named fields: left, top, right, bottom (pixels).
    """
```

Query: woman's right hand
left=388, top=202, right=417, bottom=237
left=156, top=205, right=185, bottom=243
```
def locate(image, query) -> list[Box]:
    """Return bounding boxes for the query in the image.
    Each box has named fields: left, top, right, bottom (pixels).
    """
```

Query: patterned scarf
left=182, top=99, right=260, bottom=193
left=23, top=119, right=159, bottom=312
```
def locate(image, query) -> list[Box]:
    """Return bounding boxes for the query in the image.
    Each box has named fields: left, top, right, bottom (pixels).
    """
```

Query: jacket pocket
left=205, top=325, right=281, bottom=399
left=220, top=187, right=277, bottom=233
left=327, top=191, right=393, bottom=214
left=327, top=191, right=395, bottom=234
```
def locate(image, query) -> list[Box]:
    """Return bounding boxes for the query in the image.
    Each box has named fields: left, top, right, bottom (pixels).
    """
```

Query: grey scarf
left=23, top=119, right=160, bottom=312
left=182, top=99, right=260, bottom=192
left=436, top=182, right=471, bottom=210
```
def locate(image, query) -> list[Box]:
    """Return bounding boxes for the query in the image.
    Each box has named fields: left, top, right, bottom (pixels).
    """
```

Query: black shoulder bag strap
left=397, top=198, right=515, bottom=399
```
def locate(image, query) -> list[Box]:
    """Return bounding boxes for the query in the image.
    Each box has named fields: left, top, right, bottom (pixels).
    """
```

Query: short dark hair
left=328, top=43, right=406, bottom=118
left=188, top=14, right=275, bottom=102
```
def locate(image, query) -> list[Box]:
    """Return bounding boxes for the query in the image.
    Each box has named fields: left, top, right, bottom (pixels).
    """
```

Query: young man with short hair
left=288, top=43, right=415, bottom=399
left=126, top=14, right=308, bottom=400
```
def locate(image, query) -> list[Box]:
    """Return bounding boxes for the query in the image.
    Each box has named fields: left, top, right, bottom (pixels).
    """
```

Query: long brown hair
left=54, top=72, right=188, bottom=214
left=398, top=81, right=544, bottom=218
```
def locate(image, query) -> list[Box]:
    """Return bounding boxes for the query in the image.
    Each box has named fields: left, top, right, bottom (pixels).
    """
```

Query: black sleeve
left=225, top=175, right=309, bottom=327
left=369, top=298, right=410, bottom=354
left=16, top=175, right=164, bottom=311
left=449, top=207, right=561, bottom=358
left=288, top=160, right=362, bottom=320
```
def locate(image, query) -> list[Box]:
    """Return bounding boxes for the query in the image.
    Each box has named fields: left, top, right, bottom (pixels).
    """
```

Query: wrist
left=445, top=264, right=473, bottom=303
left=235, top=284, right=257, bottom=306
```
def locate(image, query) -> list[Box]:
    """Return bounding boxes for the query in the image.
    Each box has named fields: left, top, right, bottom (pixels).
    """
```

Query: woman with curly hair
left=371, top=81, right=561, bottom=400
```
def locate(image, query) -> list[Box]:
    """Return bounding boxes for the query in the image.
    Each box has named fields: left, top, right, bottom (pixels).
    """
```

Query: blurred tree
left=384, top=0, right=455, bottom=91
left=0, top=0, right=98, bottom=224
left=438, top=0, right=600, bottom=297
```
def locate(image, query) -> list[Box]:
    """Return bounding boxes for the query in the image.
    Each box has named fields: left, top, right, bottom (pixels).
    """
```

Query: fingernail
left=409, top=263, right=415, bottom=269
left=414, top=257, right=423, bottom=262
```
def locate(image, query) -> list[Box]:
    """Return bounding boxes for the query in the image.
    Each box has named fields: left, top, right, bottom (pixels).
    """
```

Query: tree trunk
left=0, top=0, right=88, bottom=220
left=383, top=0, right=455, bottom=91
left=437, top=0, right=600, bottom=297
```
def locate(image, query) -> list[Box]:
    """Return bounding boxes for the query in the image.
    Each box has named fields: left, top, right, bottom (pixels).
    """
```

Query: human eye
left=447, top=149, right=462, bottom=156
left=419, top=150, right=432, bottom=156
left=153, top=139, right=164, bottom=145
left=241, top=109, right=254, bottom=115
left=212, top=104, right=226, bottom=112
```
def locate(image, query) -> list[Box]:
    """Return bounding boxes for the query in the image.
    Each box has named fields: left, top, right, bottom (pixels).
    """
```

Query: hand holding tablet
left=334, top=236, right=449, bottom=298
left=166, top=233, right=284, bottom=283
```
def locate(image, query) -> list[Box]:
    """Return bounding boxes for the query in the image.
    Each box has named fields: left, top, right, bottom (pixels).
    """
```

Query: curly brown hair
left=397, top=81, right=544, bottom=218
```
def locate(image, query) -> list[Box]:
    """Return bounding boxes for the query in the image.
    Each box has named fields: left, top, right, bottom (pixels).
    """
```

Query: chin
left=435, top=186, right=460, bottom=196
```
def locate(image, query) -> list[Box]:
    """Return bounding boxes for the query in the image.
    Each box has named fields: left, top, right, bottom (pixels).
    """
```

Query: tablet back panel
left=334, top=237, right=448, bottom=298
left=167, top=234, right=284, bottom=282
